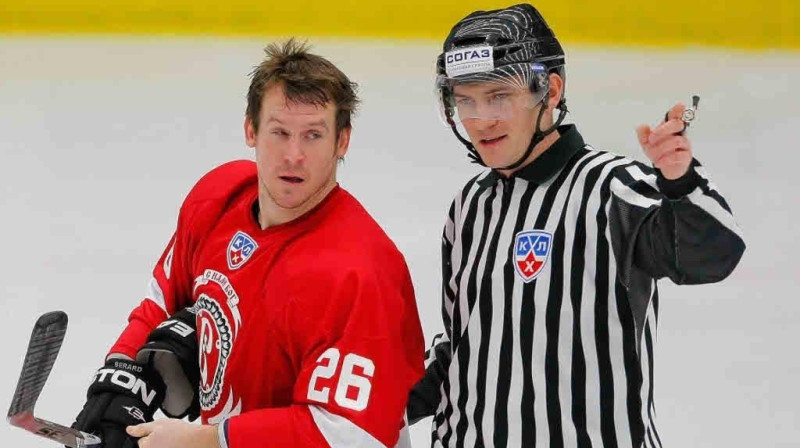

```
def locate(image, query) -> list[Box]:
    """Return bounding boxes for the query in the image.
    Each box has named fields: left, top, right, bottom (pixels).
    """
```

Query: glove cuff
left=88, top=359, right=166, bottom=415
left=136, top=307, right=200, bottom=420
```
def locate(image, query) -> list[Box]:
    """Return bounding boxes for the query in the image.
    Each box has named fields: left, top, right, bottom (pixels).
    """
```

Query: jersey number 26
left=307, top=348, right=374, bottom=411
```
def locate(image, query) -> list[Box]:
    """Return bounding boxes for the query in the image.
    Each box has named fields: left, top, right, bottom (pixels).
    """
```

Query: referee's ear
left=546, top=73, right=564, bottom=111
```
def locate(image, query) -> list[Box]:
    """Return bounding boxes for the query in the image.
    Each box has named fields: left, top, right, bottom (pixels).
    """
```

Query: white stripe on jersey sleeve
left=610, top=178, right=662, bottom=209
left=145, top=277, right=168, bottom=313
left=686, top=187, right=744, bottom=239
left=309, top=405, right=387, bottom=448
left=394, top=423, right=412, bottom=448
left=693, top=166, right=719, bottom=192
left=625, top=164, right=659, bottom=190
left=217, top=418, right=230, bottom=448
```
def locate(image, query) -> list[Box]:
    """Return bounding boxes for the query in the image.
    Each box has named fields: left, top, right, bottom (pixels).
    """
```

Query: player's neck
left=256, top=177, right=338, bottom=229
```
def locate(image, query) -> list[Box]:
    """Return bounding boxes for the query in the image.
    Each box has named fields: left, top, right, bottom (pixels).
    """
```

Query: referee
left=407, top=4, right=745, bottom=448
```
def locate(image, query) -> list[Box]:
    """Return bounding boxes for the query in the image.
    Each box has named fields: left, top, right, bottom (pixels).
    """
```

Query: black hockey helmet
left=435, top=4, right=568, bottom=170
left=437, top=3, right=565, bottom=84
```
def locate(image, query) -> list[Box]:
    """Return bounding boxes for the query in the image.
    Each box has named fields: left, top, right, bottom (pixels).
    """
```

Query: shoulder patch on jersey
left=513, top=230, right=553, bottom=282
left=227, top=231, right=258, bottom=270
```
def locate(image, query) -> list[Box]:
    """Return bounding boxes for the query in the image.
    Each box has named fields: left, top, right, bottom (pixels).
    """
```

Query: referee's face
left=454, top=82, right=550, bottom=172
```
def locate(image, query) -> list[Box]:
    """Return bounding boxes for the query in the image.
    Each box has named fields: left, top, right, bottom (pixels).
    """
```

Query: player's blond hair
left=246, top=38, right=359, bottom=138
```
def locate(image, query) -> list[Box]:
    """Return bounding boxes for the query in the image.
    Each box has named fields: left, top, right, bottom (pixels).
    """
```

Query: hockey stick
left=7, top=311, right=101, bottom=447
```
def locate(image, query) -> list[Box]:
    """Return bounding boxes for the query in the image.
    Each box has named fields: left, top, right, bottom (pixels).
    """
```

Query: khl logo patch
left=513, top=230, right=553, bottom=282
left=227, top=231, right=257, bottom=270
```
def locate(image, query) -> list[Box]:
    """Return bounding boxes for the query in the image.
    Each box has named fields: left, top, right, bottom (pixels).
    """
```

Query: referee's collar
left=480, top=124, right=584, bottom=186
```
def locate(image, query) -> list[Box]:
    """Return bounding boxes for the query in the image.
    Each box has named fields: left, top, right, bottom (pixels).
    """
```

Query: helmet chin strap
left=450, top=97, right=568, bottom=171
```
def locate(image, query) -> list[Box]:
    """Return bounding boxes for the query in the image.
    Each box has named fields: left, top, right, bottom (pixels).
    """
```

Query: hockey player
left=407, top=4, right=745, bottom=447
left=70, top=39, right=425, bottom=448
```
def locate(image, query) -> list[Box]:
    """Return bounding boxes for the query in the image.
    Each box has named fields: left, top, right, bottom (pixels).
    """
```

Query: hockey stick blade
left=7, top=311, right=101, bottom=447
left=8, top=413, right=101, bottom=448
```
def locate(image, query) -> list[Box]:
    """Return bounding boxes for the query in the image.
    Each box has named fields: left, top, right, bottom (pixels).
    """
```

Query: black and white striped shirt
left=407, top=125, right=745, bottom=448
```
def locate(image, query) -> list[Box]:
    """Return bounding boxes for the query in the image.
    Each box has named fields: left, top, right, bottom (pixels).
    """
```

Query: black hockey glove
left=71, top=358, right=166, bottom=448
left=407, top=334, right=452, bottom=425
left=136, top=306, right=201, bottom=420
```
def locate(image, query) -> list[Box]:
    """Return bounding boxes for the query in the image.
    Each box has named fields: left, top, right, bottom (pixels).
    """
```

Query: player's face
left=245, top=84, right=349, bottom=213
left=453, top=82, right=547, bottom=171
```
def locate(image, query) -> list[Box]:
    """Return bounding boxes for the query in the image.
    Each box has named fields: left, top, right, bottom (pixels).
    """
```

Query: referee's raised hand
left=636, top=102, right=694, bottom=180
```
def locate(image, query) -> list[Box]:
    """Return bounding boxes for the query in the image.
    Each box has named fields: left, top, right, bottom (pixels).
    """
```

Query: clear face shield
left=436, top=60, right=551, bottom=126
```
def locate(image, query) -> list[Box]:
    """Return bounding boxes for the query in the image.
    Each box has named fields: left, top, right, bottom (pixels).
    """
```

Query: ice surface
left=1, top=37, right=798, bottom=447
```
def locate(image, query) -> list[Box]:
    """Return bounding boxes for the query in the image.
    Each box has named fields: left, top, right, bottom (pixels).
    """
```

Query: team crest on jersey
left=194, top=294, right=234, bottom=411
left=513, top=230, right=553, bottom=282
left=192, top=271, right=243, bottom=423
left=227, top=231, right=257, bottom=270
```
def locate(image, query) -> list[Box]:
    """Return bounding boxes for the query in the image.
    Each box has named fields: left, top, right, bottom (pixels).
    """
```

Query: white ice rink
left=1, top=37, right=798, bottom=447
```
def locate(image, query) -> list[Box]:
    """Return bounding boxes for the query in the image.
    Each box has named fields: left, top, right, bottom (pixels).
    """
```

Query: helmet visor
left=436, top=61, right=550, bottom=124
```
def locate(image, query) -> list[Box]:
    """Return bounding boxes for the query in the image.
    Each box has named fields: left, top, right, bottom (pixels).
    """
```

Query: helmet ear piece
left=441, top=87, right=455, bottom=118
left=536, top=71, right=549, bottom=91
left=435, top=78, right=458, bottom=125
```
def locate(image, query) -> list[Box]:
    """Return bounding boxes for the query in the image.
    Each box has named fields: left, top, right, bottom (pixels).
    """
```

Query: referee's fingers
left=664, top=102, right=686, bottom=122
left=648, top=118, right=685, bottom=143
left=647, top=135, right=692, bottom=165
left=636, top=124, right=651, bottom=146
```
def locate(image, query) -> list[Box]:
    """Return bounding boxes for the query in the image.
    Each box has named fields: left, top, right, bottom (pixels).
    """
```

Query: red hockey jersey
left=108, top=160, right=425, bottom=448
